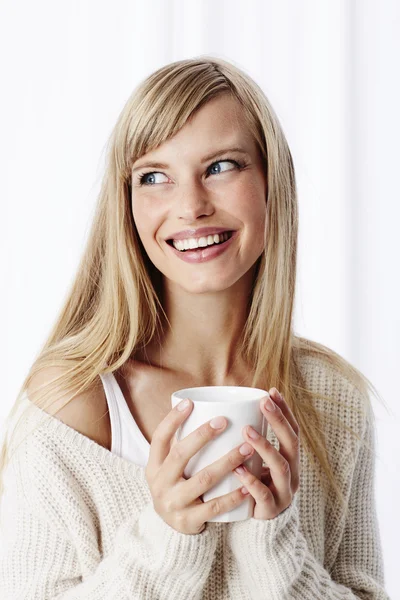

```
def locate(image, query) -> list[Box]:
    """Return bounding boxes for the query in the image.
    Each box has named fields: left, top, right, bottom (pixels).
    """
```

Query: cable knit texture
left=0, top=355, right=389, bottom=599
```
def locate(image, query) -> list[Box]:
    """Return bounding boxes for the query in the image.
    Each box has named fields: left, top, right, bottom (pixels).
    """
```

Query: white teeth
left=172, top=231, right=232, bottom=252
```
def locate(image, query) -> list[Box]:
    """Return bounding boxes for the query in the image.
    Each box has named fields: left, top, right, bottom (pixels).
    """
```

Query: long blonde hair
left=0, top=56, right=388, bottom=515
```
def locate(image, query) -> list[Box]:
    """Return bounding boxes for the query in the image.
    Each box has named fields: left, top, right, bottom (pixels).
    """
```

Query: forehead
left=133, top=94, right=257, bottom=167
left=188, top=94, right=250, bottom=137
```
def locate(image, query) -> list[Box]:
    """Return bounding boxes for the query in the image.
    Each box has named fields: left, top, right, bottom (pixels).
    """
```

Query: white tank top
left=99, top=372, right=150, bottom=467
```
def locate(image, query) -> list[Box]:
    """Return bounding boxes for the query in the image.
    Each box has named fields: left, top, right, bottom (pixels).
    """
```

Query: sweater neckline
left=20, top=394, right=148, bottom=482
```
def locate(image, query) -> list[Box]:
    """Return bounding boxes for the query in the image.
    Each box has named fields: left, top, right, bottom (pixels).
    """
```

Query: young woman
left=0, top=56, right=389, bottom=599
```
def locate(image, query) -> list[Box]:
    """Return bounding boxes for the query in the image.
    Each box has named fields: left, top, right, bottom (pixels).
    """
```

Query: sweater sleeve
left=0, top=469, right=217, bottom=600
left=225, top=409, right=389, bottom=599
left=0, top=431, right=218, bottom=600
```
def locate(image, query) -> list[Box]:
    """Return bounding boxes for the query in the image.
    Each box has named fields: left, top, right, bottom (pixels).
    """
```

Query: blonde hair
left=0, top=56, right=389, bottom=517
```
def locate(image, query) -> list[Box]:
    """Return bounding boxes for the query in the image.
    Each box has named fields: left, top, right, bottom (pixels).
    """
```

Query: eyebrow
left=131, top=146, right=250, bottom=174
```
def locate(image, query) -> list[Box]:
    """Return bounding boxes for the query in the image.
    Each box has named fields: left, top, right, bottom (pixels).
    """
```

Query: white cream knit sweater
left=0, top=355, right=389, bottom=599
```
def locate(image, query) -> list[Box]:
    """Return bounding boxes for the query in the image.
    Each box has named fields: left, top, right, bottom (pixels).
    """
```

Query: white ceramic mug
left=171, top=385, right=269, bottom=522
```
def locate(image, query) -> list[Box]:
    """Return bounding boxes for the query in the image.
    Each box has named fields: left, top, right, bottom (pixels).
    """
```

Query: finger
left=257, top=393, right=300, bottom=490
left=260, top=466, right=272, bottom=486
left=269, top=388, right=300, bottom=436
left=162, top=414, right=229, bottom=486
left=186, top=484, right=250, bottom=528
left=182, top=438, right=255, bottom=503
left=267, top=389, right=301, bottom=492
left=239, top=433, right=292, bottom=503
left=146, top=398, right=194, bottom=476
left=233, top=463, right=276, bottom=508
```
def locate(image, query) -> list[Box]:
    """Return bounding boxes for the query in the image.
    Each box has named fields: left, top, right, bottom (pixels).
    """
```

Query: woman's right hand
left=145, top=398, right=255, bottom=535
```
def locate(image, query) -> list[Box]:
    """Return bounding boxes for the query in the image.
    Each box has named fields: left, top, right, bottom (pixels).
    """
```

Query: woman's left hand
left=234, top=387, right=301, bottom=520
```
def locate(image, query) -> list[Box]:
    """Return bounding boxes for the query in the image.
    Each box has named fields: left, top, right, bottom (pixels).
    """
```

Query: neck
left=138, top=264, right=258, bottom=386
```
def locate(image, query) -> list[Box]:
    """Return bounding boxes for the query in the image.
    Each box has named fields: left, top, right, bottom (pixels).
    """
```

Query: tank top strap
left=99, top=372, right=122, bottom=456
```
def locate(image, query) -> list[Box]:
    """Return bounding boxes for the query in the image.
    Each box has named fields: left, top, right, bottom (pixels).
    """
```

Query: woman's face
left=130, top=94, right=268, bottom=294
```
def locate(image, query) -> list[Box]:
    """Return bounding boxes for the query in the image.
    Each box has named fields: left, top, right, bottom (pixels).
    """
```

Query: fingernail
left=265, top=395, right=276, bottom=411
left=247, top=426, right=259, bottom=440
left=271, top=387, right=282, bottom=400
left=177, top=399, right=191, bottom=411
left=210, top=416, right=226, bottom=429
left=239, top=442, right=253, bottom=455
left=235, top=465, right=246, bottom=475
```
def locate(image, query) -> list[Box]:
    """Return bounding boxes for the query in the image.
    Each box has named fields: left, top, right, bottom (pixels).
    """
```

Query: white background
left=1, top=1, right=399, bottom=597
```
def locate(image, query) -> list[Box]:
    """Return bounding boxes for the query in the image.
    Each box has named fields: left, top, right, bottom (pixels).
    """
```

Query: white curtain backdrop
left=1, top=1, right=398, bottom=596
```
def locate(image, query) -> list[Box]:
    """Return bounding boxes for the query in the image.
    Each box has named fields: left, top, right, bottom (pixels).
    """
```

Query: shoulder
left=296, top=350, right=370, bottom=409
left=294, top=350, right=372, bottom=445
left=26, top=366, right=111, bottom=451
left=293, top=338, right=371, bottom=402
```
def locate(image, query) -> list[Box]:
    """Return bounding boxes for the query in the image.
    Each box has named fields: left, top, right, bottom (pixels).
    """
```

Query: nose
left=175, top=177, right=214, bottom=221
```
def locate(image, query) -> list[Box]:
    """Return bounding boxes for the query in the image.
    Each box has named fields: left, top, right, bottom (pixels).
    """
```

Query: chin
left=168, top=270, right=249, bottom=295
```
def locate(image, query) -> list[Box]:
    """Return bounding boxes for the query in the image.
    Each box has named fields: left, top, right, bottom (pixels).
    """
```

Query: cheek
left=131, top=199, right=163, bottom=243
left=232, top=180, right=267, bottom=226
left=235, top=183, right=267, bottom=253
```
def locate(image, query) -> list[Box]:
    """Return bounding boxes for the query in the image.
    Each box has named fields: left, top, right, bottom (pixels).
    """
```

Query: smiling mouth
left=166, top=231, right=234, bottom=252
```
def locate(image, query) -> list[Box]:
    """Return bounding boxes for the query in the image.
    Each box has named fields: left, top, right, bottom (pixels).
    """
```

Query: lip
left=166, top=230, right=238, bottom=264
left=165, top=227, right=235, bottom=241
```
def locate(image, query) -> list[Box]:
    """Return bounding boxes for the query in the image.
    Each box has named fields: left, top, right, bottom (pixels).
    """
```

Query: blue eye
left=139, top=172, right=167, bottom=186
left=207, top=159, right=240, bottom=176
left=137, top=158, right=244, bottom=186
